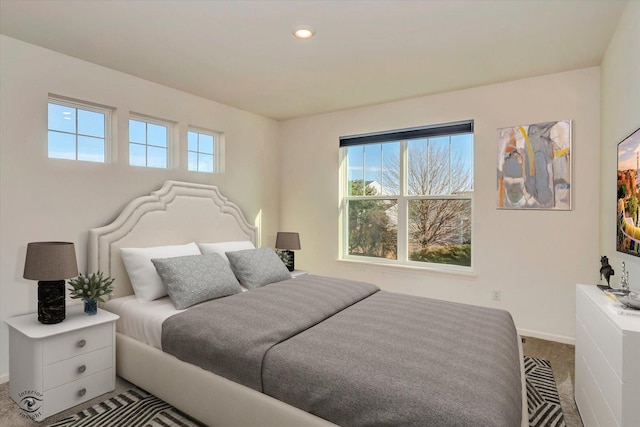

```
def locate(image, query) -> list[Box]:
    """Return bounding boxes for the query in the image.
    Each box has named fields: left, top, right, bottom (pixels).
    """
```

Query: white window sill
left=336, top=258, right=477, bottom=280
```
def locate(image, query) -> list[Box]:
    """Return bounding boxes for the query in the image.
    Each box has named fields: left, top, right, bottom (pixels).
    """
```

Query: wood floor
left=0, top=336, right=582, bottom=426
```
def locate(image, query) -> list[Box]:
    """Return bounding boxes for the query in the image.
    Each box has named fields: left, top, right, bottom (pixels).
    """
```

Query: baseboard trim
left=517, top=328, right=575, bottom=345
left=0, top=373, right=9, bottom=384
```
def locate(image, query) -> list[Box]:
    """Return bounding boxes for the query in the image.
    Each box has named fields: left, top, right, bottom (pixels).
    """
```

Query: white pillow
left=198, top=240, right=256, bottom=264
left=120, top=242, right=201, bottom=302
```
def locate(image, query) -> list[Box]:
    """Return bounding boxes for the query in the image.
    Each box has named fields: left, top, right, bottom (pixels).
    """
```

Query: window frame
left=187, top=127, right=220, bottom=174
left=339, top=121, right=474, bottom=272
left=128, top=114, right=173, bottom=169
left=47, top=96, right=112, bottom=163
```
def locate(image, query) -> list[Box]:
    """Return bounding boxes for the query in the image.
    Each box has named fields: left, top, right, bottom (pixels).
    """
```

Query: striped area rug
left=45, top=388, right=205, bottom=427
left=47, top=357, right=565, bottom=427
left=525, top=356, right=566, bottom=427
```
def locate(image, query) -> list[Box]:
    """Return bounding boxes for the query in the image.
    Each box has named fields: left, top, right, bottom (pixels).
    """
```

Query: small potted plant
left=67, top=271, right=115, bottom=315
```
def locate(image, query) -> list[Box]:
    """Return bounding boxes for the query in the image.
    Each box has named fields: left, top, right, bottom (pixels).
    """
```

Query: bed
left=89, top=180, right=528, bottom=427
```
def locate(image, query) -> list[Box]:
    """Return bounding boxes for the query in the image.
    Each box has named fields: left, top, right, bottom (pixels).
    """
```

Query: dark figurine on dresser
left=599, top=255, right=615, bottom=287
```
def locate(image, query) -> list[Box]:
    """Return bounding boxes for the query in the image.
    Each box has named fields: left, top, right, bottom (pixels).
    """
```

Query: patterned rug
left=46, top=357, right=565, bottom=427
left=45, top=388, right=205, bottom=427
left=525, top=356, right=566, bottom=427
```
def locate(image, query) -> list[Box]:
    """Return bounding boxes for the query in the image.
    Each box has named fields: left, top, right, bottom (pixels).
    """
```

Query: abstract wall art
left=497, top=120, right=571, bottom=210
left=617, top=127, right=640, bottom=257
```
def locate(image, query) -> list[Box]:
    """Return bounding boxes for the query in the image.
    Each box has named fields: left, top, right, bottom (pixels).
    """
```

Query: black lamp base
left=279, top=250, right=295, bottom=272
left=285, top=250, right=295, bottom=271
left=38, top=280, right=66, bottom=324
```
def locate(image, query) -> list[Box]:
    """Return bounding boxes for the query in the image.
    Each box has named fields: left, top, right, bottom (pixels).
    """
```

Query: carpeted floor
left=0, top=376, right=134, bottom=427
left=522, top=336, right=582, bottom=427
left=0, top=336, right=582, bottom=427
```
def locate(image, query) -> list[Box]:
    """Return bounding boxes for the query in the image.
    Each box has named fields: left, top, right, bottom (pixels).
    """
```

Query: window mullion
left=427, top=138, right=430, bottom=195
left=145, top=123, right=150, bottom=166
left=75, top=108, right=79, bottom=160
left=197, top=133, right=201, bottom=171
left=379, top=145, right=384, bottom=192
left=362, top=145, right=367, bottom=194
left=448, top=136, right=452, bottom=195
left=397, top=140, right=408, bottom=262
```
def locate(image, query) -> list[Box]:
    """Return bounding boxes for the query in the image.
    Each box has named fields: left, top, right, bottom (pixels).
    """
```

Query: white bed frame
left=89, top=180, right=527, bottom=427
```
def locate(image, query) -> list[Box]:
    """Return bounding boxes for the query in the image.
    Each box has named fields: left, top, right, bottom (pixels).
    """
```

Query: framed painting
left=497, top=120, right=571, bottom=210
left=616, top=127, right=640, bottom=257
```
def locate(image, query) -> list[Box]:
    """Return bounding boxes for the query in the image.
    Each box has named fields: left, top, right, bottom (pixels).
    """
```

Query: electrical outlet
left=491, top=289, right=502, bottom=301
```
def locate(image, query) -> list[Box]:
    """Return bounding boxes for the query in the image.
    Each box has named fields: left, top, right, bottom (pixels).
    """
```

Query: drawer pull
left=77, top=364, right=87, bottom=374
left=77, top=388, right=86, bottom=397
left=77, top=339, right=86, bottom=348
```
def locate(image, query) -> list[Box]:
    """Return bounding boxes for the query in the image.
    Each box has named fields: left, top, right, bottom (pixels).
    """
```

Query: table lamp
left=275, top=232, right=301, bottom=272
left=23, top=242, right=78, bottom=324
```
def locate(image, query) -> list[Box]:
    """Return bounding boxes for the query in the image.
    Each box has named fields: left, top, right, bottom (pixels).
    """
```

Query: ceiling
left=0, top=0, right=628, bottom=121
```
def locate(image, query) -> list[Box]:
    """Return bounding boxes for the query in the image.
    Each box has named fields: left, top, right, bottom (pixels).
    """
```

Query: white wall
left=279, top=67, right=602, bottom=344
left=599, top=2, right=640, bottom=289
left=0, top=36, right=280, bottom=380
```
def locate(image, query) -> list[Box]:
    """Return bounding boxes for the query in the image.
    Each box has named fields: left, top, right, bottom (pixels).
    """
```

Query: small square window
left=188, top=129, right=219, bottom=173
left=48, top=97, right=111, bottom=162
left=129, top=116, right=171, bottom=169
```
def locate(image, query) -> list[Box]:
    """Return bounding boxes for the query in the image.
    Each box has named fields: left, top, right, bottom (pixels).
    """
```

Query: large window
left=48, top=97, right=111, bottom=162
left=187, top=128, right=218, bottom=173
left=129, top=116, right=171, bottom=168
left=340, top=121, right=474, bottom=269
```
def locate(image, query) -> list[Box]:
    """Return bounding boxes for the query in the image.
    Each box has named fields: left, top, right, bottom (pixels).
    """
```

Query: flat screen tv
left=617, top=127, right=640, bottom=257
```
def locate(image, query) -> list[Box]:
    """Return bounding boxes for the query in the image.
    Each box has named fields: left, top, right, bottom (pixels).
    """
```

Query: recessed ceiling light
left=292, top=26, right=315, bottom=40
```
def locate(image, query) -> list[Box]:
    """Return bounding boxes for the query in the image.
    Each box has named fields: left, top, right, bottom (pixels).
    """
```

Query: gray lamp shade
left=275, top=232, right=301, bottom=250
left=23, top=242, right=78, bottom=281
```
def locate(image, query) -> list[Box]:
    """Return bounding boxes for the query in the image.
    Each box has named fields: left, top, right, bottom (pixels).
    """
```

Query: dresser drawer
left=43, top=322, right=112, bottom=365
left=576, top=288, right=623, bottom=378
left=43, top=346, right=113, bottom=390
left=576, top=352, right=619, bottom=427
left=576, top=316, right=622, bottom=424
left=42, top=368, right=114, bottom=417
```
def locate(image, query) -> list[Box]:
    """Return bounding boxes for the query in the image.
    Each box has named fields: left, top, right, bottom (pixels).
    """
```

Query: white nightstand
left=5, top=304, right=119, bottom=421
left=290, top=270, right=308, bottom=278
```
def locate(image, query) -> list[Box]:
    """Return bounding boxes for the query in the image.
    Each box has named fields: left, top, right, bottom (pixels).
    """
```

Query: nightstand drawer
left=43, top=322, right=112, bottom=364
left=43, top=368, right=114, bottom=417
left=43, top=346, right=113, bottom=390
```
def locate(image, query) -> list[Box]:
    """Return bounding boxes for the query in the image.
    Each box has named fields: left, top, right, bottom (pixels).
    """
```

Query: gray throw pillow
left=151, top=253, right=242, bottom=309
left=226, top=248, right=292, bottom=289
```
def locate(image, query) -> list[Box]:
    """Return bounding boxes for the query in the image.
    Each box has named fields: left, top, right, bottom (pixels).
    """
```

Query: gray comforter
left=162, top=275, right=522, bottom=427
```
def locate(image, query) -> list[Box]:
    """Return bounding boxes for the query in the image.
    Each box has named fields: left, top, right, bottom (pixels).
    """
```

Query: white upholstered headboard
left=88, top=181, right=258, bottom=299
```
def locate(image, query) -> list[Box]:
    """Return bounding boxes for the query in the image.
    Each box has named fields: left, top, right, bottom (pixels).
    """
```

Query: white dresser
left=575, top=284, right=640, bottom=427
left=5, top=304, right=119, bottom=421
